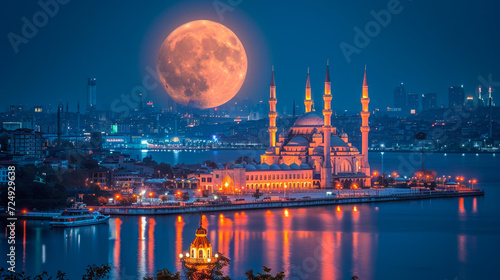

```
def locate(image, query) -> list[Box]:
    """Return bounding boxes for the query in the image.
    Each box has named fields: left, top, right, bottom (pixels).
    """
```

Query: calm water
left=1, top=152, right=500, bottom=280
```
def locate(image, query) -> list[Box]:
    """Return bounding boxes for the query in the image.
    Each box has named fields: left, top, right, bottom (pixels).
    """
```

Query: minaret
left=360, top=66, right=371, bottom=176
left=77, top=101, right=80, bottom=141
left=268, top=67, right=278, bottom=148
left=304, top=68, right=313, bottom=113
left=321, top=61, right=333, bottom=189
left=57, top=103, right=61, bottom=147
left=489, top=86, right=493, bottom=138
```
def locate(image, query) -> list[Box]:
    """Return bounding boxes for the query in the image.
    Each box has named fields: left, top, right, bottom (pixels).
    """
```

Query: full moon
left=157, top=20, right=248, bottom=109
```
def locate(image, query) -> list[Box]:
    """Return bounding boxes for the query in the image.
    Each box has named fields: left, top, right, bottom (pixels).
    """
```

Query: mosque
left=207, top=63, right=371, bottom=191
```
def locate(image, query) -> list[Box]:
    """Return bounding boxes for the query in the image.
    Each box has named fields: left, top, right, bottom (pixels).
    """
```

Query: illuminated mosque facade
left=207, top=63, right=371, bottom=192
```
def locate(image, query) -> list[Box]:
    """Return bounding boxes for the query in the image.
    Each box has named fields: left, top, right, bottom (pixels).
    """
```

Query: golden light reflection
left=264, top=209, right=277, bottom=271
left=320, top=231, right=336, bottom=280
left=336, top=205, right=343, bottom=219
left=218, top=213, right=232, bottom=258
left=175, top=216, right=184, bottom=273
left=472, top=197, right=477, bottom=213
left=459, top=198, right=465, bottom=214
left=352, top=232, right=359, bottom=276
left=283, top=209, right=292, bottom=276
left=113, top=218, right=122, bottom=279
left=458, top=235, right=466, bottom=263
left=23, top=220, right=26, bottom=271
left=352, top=206, right=360, bottom=224
left=138, top=217, right=147, bottom=278
left=148, top=218, right=156, bottom=274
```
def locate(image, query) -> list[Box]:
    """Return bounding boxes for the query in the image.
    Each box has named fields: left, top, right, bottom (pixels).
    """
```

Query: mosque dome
left=270, top=164, right=281, bottom=170
left=279, top=163, right=290, bottom=170
left=286, top=136, right=309, bottom=146
left=245, top=165, right=257, bottom=171
left=330, top=136, right=349, bottom=148
left=256, top=163, right=270, bottom=170
left=293, top=112, right=324, bottom=127
left=289, top=163, right=300, bottom=170
left=300, top=163, right=311, bottom=169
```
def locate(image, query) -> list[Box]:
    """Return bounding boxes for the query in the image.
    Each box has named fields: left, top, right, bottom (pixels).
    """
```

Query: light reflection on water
left=2, top=151, right=500, bottom=279
left=0, top=196, right=499, bottom=280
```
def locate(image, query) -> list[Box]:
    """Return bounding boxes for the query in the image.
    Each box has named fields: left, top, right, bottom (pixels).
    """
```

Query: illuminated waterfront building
left=207, top=64, right=371, bottom=191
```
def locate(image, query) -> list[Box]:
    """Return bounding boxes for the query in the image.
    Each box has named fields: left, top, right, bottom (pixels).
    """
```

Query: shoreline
left=95, top=189, right=484, bottom=216
left=111, top=147, right=498, bottom=154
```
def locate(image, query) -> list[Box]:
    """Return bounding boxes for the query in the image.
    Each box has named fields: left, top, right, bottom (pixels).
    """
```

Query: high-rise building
left=448, top=85, right=465, bottom=108
left=407, top=93, right=419, bottom=113
left=421, top=93, right=437, bottom=111
left=8, top=129, right=44, bottom=160
left=87, top=78, right=97, bottom=111
left=393, top=83, right=407, bottom=109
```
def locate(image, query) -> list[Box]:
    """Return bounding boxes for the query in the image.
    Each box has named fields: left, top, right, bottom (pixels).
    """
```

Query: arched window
left=192, top=249, right=195, bottom=258
left=340, top=160, right=352, bottom=172
left=207, top=249, right=211, bottom=257
left=199, top=249, right=204, bottom=258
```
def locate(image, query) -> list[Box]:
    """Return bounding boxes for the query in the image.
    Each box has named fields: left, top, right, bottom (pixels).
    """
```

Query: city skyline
left=2, top=0, right=500, bottom=112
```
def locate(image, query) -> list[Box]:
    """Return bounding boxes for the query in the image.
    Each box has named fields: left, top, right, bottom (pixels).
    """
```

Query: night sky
left=2, top=0, right=499, bottom=113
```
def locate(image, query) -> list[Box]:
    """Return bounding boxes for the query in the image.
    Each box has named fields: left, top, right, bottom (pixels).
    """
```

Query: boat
left=50, top=207, right=109, bottom=228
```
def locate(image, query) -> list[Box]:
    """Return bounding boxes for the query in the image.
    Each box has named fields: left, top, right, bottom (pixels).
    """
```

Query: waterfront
left=1, top=152, right=500, bottom=279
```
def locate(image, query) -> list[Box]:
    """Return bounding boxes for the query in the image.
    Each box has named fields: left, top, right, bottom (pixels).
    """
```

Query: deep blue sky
left=1, top=0, right=499, bottom=113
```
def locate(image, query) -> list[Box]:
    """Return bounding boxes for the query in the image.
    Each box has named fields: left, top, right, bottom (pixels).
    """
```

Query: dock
left=96, top=189, right=484, bottom=216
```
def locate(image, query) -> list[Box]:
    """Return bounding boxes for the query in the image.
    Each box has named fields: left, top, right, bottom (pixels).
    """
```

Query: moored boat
left=50, top=207, right=109, bottom=228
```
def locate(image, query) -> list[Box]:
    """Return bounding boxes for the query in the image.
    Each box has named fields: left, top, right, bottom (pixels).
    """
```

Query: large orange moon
left=157, top=20, right=247, bottom=109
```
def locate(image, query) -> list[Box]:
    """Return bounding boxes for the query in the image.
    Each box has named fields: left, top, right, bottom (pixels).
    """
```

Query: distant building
left=0, top=166, right=8, bottom=185
left=449, top=86, right=465, bottom=108
left=87, top=78, right=97, bottom=111
left=8, top=129, right=44, bottom=160
left=407, top=93, right=419, bottom=112
left=422, top=93, right=437, bottom=111
left=393, top=83, right=407, bottom=109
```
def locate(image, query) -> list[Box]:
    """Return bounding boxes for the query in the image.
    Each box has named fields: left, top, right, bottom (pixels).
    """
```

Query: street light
left=381, top=152, right=385, bottom=175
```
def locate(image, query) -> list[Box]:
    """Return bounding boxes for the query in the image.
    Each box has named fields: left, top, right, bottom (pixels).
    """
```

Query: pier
left=95, top=189, right=484, bottom=216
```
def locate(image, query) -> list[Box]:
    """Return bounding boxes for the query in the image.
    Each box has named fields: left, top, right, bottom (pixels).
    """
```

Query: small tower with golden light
left=268, top=67, right=278, bottom=148
left=360, top=66, right=371, bottom=177
left=304, top=68, right=313, bottom=113
left=179, top=215, right=219, bottom=273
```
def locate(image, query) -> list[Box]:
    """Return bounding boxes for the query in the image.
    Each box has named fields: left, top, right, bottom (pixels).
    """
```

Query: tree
left=82, top=264, right=112, bottom=280
left=183, top=252, right=231, bottom=280
left=252, top=189, right=263, bottom=200
left=97, top=196, right=108, bottom=205
left=159, top=195, right=169, bottom=202
left=245, top=266, right=285, bottom=280
left=143, top=269, right=181, bottom=280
